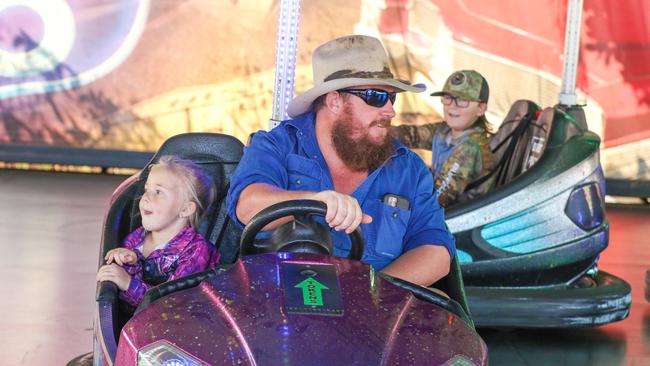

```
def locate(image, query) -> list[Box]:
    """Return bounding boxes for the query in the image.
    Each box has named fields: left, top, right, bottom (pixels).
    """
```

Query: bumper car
left=91, top=133, right=487, bottom=366
left=446, top=100, right=631, bottom=328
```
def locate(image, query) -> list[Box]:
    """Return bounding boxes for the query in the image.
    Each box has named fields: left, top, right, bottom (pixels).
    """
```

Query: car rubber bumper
left=466, top=270, right=631, bottom=328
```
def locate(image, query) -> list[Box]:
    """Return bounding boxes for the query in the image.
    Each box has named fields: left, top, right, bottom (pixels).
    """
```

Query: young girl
left=96, top=155, right=219, bottom=307
left=392, top=70, right=496, bottom=207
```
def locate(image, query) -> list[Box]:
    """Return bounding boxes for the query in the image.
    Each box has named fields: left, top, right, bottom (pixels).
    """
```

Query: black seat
left=124, top=132, right=245, bottom=262
left=95, top=133, right=244, bottom=361
left=489, top=99, right=587, bottom=189
left=490, top=100, right=543, bottom=186
left=468, top=100, right=555, bottom=192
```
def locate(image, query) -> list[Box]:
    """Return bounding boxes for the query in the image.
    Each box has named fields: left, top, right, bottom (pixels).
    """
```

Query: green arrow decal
left=295, top=277, right=329, bottom=306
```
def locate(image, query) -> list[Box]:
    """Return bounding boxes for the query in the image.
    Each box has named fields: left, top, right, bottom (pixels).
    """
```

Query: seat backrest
left=96, top=133, right=245, bottom=352
left=488, top=100, right=553, bottom=186
left=128, top=132, right=244, bottom=261
left=490, top=100, right=537, bottom=162
left=521, top=107, right=554, bottom=171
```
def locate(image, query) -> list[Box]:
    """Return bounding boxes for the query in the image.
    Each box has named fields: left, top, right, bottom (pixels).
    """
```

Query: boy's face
left=442, top=95, right=487, bottom=137
left=139, top=166, right=186, bottom=233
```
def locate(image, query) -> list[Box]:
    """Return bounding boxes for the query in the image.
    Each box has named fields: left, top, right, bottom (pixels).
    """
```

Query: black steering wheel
left=240, top=199, right=364, bottom=260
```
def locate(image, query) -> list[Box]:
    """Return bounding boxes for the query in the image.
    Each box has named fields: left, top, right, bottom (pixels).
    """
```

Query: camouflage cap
left=431, top=70, right=489, bottom=103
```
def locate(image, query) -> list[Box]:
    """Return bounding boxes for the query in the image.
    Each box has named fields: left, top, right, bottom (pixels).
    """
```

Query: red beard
left=331, top=105, right=394, bottom=172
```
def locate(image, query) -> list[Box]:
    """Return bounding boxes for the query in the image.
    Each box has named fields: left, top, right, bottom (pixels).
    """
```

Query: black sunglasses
left=338, top=89, right=397, bottom=108
left=441, top=95, right=471, bottom=108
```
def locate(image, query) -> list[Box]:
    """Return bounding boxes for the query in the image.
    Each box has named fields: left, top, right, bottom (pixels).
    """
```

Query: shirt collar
left=285, top=112, right=326, bottom=165
left=166, top=225, right=196, bottom=251
left=135, top=225, right=196, bottom=252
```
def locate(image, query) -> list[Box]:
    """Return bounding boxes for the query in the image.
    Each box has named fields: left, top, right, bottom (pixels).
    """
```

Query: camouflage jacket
left=392, top=122, right=496, bottom=207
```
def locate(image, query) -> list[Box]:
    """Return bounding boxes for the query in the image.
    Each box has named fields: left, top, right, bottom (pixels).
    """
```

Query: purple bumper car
left=91, top=133, right=488, bottom=366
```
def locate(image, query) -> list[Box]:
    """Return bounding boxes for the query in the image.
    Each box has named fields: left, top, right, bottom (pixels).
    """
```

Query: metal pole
left=558, top=0, right=583, bottom=106
left=270, top=0, right=301, bottom=129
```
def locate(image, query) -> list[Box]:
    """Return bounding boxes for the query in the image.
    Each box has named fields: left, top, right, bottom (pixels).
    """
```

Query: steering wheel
left=240, top=199, right=364, bottom=260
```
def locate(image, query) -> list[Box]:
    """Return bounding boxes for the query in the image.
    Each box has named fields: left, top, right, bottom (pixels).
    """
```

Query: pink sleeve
left=120, top=228, right=144, bottom=282
left=120, top=276, right=151, bottom=307
left=167, top=239, right=216, bottom=281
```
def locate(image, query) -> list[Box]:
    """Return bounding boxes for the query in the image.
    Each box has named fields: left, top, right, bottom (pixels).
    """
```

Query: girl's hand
left=96, top=264, right=132, bottom=291
left=105, top=248, right=138, bottom=266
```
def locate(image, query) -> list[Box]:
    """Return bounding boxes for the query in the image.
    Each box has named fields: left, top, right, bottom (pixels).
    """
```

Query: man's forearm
left=236, top=183, right=316, bottom=226
left=380, top=245, right=451, bottom=286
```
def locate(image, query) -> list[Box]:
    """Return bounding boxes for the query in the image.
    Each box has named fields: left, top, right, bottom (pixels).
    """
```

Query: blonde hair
left=149, top=155, right=216, bottom=229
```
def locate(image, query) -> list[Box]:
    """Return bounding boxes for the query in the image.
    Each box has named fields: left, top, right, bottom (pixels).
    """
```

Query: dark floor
left=0, top=169, right=648, bottom=366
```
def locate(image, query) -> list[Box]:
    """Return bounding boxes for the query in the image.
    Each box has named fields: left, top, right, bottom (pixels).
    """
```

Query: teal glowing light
left=457, top=250, right=473, bottom=264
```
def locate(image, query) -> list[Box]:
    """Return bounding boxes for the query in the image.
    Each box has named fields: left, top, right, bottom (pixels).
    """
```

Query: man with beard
left=226, top=35, right=454, bottom=286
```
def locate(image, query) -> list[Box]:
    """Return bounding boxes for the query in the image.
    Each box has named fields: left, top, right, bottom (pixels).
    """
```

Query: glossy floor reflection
left=0, top=170, right=648, bottom=366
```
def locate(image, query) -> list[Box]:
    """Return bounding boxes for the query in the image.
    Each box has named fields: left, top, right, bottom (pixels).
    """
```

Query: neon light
left=162, top=359, right=187, bottom=366
left=0, top=1, right=151, bottom=99
left=270, top=0, right=301, bottom=128
left=0, top=1, right=75, bottom=78
left=456, top=250, right=473, bottom=263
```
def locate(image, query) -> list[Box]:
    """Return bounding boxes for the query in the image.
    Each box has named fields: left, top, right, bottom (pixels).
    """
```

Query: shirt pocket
left=286, top=154, right=322, bottom=191
left=371, top=199, right=411, bottom=259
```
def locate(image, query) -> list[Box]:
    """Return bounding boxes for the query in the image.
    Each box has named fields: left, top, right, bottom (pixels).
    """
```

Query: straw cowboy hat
left=287, top=35, right=426, bottom=117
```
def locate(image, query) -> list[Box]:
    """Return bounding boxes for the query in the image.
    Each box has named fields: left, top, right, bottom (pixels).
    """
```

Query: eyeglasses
left=441, top=95, right=472, bottom=108
left=338, top=89, right=397, bottom=108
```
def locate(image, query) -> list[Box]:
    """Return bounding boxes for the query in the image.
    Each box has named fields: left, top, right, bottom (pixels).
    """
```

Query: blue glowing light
left=564, top=183, right=604, bottom=230
left=456, top=250, right=473, bottom=264
left=162, top=358, right=189, bottom=366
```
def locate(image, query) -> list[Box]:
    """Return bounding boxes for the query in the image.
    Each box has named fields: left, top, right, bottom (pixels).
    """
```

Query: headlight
left=441, top=355, right=479, bottom=366
left=564, top=183, right=605, bottom=230
left=137, top=340, right=204, bottom=366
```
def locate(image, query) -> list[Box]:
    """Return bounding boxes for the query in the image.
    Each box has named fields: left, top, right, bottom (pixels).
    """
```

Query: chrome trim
left=447, top=153, right=599, bottom=233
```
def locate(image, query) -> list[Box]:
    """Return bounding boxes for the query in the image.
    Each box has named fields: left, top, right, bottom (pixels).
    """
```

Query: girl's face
left=139, top=166, right=189, bottom=233
left=442, top=95, right=487, bottom=137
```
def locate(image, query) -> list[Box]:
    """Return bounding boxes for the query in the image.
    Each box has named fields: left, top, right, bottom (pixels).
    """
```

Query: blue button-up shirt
left=227, top=112, right=455, bottom=270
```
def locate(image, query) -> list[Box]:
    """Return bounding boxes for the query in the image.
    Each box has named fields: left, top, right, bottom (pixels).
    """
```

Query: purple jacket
left=119, top=226, right=219, bottom=306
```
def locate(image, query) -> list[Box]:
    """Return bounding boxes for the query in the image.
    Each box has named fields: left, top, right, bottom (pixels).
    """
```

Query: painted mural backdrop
left=0, top=0, right=648, bottom=181
left=378, top=0, right=650, bottom=181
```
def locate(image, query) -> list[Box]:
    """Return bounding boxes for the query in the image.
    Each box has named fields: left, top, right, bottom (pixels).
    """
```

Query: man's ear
left=325, top=91, right=344, bottom=114
left=181, top=201, right=197, bottom=218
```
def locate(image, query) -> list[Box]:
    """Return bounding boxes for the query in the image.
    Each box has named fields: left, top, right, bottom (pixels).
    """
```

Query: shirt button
left=392, top=212, right=398, bottom=218
left=296, top=179, right=302, bottom=185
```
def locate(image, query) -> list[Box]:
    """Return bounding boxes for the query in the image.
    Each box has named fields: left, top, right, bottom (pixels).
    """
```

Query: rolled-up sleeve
left=227, top=130, right=289, bottom=226
left=403, top=161, right=456, bottom=259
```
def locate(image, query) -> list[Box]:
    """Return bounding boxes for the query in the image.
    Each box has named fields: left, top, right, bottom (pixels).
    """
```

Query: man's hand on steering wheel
left=312, top=190, right=373, bottom=234
left=240, top=200, right=365, bottom=260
